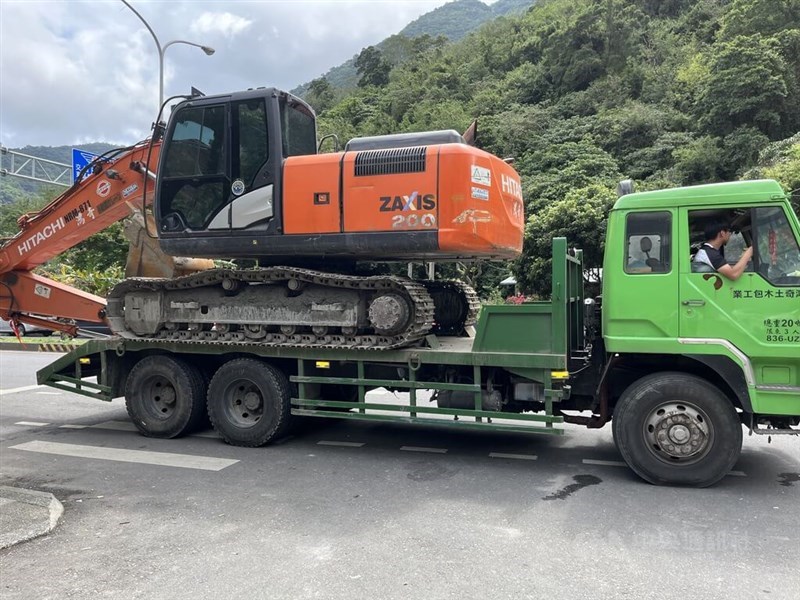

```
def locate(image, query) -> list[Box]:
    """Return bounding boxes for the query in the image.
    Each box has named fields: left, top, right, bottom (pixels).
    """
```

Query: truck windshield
left=754, top=206, right=800, bottom=286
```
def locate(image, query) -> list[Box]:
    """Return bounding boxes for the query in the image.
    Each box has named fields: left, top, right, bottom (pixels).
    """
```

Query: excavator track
left=107, top=267, right=436, bottom=350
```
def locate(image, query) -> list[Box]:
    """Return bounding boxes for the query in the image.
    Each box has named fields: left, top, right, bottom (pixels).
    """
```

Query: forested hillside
left=292, top=0, right=534, bottom=95
left=311, top=0, right=800, bottom=295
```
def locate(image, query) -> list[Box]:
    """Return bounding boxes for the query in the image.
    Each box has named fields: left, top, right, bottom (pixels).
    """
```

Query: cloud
left=191, top=12, right=252, bottom=37
left=0, top=0, right=450, bottom=147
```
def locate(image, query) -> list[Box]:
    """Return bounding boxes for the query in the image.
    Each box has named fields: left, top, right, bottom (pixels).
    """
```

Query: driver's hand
left=743, top=246, right=754, bottom=261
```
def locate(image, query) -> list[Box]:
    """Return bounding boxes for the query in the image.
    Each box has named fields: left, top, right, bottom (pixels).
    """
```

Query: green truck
left=38, top=179, right=800, bottom=487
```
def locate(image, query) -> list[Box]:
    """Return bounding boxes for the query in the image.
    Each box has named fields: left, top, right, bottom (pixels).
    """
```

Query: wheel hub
left=145, top=376, right=177, bottom=419
left=224, top=381, right=263, bottom=428
left=244, top=391, right=261, bottom=411
left=645, top=403, right=712, bottom=462
left=668, top=423, right=690, bottom=444
left=368, top=293, right=410, bottom=335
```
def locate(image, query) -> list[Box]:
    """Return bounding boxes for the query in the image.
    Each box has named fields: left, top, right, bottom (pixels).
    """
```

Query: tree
left=670, top=136, right=723, bottom=184
left=305, top=77, right=336, bottom=113
left=693, top=35, right=794, bottom=138
left=355, top=46, right=391, bottom=88
left=743, top=132, right=800, bottom=214
left=515, top=184, right=617, bottom=296
left=718, top=0, right=800, bottom=40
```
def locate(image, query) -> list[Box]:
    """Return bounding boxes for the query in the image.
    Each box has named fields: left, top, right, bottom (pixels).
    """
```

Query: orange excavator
left=0, top=88, right=524, bottom=348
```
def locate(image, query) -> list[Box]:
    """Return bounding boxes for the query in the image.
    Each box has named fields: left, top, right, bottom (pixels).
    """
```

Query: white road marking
left=317, top=440, right=365, bottom=448
left=9, top=440, right=239, bottom=471
left=582, top=459, right=627, bottom=467
left=36, top=391, right=62, bottom=396
left=489, top=452, right=538, bottom=461
left=583, top=459, right=746, bottom=477
left=91, top=420, right=137, bottom=432
left=400, top=446, right=447, bottom=454
left=14, top=421, right=50, bottom=427
left=0, top=385, right=43, bottom=396
left=59, top=424, right=88, bottom=429
left=90, top=420, right=218, bottom=438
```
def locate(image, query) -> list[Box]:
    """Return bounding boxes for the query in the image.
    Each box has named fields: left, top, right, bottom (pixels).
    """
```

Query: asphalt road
left=1, top=350, right=798, bottom=600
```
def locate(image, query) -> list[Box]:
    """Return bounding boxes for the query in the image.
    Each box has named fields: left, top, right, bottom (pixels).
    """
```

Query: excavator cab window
left=233, top=99, right=269, bottom=187
left=279, top=97, right=316, bottom=158
left=159, top=104, right=228, bottom=231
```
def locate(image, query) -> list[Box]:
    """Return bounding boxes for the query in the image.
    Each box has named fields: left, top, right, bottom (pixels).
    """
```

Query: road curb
left=0, top=486, right=64, bottom=549
left=0, top=342, right=80, bottom=353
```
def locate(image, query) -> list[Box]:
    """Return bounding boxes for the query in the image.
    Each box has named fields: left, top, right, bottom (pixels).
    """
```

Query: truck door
left=679, top=205, right=800, bottom=413
left=603, top=209, right=679, bottom=351
left=220, top=93, right=317, bottom=234
left=216, top=98, right=274, bottom=232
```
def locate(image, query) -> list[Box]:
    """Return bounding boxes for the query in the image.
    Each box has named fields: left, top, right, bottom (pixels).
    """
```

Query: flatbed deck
left=35, top=239, right=586, bottom=439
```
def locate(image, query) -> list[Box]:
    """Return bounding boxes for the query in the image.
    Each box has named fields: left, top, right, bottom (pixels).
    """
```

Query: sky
left=0, top=0, right=466, bottom=148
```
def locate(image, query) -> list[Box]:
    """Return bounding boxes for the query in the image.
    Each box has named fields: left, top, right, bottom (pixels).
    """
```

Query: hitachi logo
left=17, top=217, right=66, bottom=256
left=501, top=174, right=523, bottom=201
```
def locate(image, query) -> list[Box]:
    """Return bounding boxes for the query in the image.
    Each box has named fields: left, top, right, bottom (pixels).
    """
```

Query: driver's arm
left=718, top=246, right=753, bottom=280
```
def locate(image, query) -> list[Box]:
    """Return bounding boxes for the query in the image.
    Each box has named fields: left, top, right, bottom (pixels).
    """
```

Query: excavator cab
left=156, top=87, right=523, bottom=265
left=156, top=88, right=316, bottom=251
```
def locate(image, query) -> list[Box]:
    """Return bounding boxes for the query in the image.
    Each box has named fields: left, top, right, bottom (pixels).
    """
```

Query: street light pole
left=159, top=40, right=215, bottom=110
left=120, top=0, right=215, bottom=115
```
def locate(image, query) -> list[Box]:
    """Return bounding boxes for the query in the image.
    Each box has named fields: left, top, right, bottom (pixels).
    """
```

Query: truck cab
left=601, top=179, right=799, bottom=483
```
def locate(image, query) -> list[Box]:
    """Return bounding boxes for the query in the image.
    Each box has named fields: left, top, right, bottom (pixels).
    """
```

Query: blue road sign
left=72, top=148, right=100, bottom=183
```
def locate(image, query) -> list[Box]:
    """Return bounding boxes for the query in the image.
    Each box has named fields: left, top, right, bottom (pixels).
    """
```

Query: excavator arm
left=0, top=140, right=162, bottom=335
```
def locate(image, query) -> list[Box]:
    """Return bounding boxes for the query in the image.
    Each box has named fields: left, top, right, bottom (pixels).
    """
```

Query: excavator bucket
left=123, top=209, right=214, bottom=278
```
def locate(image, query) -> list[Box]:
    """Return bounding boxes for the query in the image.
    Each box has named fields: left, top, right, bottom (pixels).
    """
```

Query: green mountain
left=400, top=0, right=531, bottom=40
left=292, top=0, right=535, bottom=96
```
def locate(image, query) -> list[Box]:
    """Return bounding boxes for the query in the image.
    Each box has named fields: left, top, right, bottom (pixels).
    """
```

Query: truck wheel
left=125, top=355, right=207, bottom=438
left=612, top=372, right=742, bottom=487
left=207, top=358, right=292, bottom=447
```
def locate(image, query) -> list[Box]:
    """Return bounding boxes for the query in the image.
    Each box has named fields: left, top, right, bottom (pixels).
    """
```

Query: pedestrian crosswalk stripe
left=9, top=440, right=239, bottom=471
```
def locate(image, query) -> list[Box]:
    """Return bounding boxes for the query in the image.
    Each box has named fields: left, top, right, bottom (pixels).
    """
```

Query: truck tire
left=612, top=372, right=742, bottom=487
left=125, top=355, right=207, bottom=438
left=207, top=358, right=292, bottom=447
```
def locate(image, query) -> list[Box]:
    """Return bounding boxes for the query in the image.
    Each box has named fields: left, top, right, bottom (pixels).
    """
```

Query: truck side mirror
left=617, top=179, right=635, bottom=197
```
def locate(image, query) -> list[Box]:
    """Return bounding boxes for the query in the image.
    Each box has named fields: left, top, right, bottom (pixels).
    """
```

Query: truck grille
left=354, top=146, right=427, bottom=177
